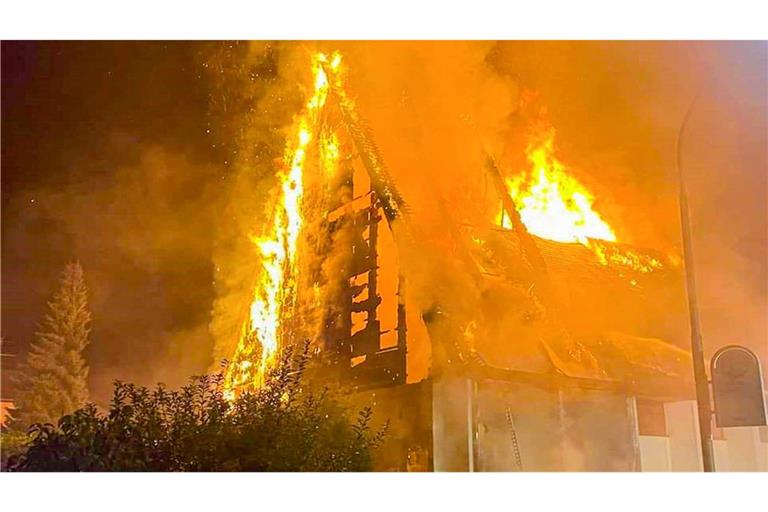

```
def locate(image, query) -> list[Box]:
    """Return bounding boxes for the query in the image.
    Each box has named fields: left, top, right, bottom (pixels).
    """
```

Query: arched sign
left=711, top=345, right=767, bottom=428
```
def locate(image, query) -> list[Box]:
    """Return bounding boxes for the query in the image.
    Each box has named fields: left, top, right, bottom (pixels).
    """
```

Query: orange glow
left=497, top=126, right=663, bottom=275
left=497, top=127, right=615, bottom=244
left=223, top=47, right=666, bottom=402
left=591, top=240, right=663, bottom=274
left=224, top=52, right=342, bottom=398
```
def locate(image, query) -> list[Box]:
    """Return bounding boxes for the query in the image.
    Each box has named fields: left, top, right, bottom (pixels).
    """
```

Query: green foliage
left=0, top=430, right=30, bottom=469
left=7, top=344, right=386, bottom=472
left=13, top=261, right=91, bottom=427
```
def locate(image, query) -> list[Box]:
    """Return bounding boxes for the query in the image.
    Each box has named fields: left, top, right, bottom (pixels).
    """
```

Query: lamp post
left=676, top=97, right=716, bottom=472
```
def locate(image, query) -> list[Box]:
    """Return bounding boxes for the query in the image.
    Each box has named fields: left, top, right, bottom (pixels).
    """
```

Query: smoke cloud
left=205, top=41, right=766, bottom=382
left=4, top=41, right=763, bottom=406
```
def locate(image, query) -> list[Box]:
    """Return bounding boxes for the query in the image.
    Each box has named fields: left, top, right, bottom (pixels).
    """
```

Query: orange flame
left=497, top=127, right=663, bottom=275
left=224, top=51, right=342, bottom=399
left=497, top=127, right=615, bottom=244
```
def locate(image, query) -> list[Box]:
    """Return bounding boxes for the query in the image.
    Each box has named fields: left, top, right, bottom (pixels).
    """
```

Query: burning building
left=211, top=47, right=760, bottom=471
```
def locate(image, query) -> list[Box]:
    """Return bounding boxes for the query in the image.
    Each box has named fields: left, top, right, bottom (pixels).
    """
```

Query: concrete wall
left=665, top=400, right=704, bottom=471
left=558, top=388, right=639, bottom=471
left=475, top=380, right=564, bottom=471
left=435, top=378, right=640, bottom=471
left=720, top=426, right=768, bottom=471
left=655, top=400, right=768, bottom=472
left=638, top=435, right=672, bottom=471
left=432, top=377, right=473, bottom=471
left=713, top=439, right=730, bottom=471
left=434, top=386, right=768, bottom=472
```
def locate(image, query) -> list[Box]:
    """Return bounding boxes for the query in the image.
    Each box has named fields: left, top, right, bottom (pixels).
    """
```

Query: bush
left=1, top=429, right=30, bottom=470
left=7, top=345, right=386, bottom=471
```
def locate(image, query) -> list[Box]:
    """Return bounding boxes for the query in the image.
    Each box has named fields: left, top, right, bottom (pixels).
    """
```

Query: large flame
left=224, top=51, right=342, bottom=398
left=498, top=127, right=616, bottom=244
left=497, top=127, right=662, bottom=274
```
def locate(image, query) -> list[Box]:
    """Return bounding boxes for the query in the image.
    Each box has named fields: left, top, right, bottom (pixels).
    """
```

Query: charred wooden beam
left=484, top=153, right=548, bottom=274
left=323, top=65, right=408, bottom=226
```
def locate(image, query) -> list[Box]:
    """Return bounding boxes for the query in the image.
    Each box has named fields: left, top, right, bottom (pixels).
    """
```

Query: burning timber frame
left=323, top=189, right=407, bottom=388
left=287, top=57, right=696, bottom=470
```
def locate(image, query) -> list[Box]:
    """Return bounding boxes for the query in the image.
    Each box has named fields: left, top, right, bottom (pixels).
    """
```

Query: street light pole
left=676, top=97, right=716, bottom=472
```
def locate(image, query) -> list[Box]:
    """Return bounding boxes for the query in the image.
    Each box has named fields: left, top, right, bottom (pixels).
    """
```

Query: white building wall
left=638, top=436, right=671, bottom=471
left=665, top=400, right=703, bottom=471
left=660, top=400, right=768, bottom=472
left=757, top=428, right=768, bottom=470
left=713, top=439, right=730, bottom=471
left=432, top=377, right=472, bottom=472
left=721, top=427, right=767, bottom=471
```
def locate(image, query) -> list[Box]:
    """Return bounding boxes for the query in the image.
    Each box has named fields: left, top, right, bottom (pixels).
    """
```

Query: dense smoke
left=4, top=147, right=221, bottom=398
left=205, top=40, right=766, bottom=381
left=203, top=41, right=524, bottom=380
left=487, top=41, right=766, bottom=365
left=338, top=41, right=519, bottom=294
left=203, top=42, right=308, bottom=371
left=2, top=42, right=225, bottom=402
left=3, top=41, right=764, bottom=405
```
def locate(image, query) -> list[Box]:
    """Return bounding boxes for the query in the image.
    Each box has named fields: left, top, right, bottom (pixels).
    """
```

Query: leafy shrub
left=0, top=429, right=30, bottom=470
left=7, top=344, right=386, bottom=471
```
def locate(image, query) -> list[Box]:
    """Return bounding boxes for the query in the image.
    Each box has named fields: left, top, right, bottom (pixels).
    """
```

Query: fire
left=591, top=241, right=663, bottom=274
left=222, top=50, right=663, bottom=400
left=224, top=51, right=342, bottom=398
left=320, top=131, right=340, bottom=178
left=497, top=126, right=663, bottom=275
left=497, top=127, right=616, bottom=244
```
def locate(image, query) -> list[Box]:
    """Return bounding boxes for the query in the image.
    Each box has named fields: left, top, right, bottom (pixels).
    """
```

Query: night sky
left=2, top=42, right=228, bottom=401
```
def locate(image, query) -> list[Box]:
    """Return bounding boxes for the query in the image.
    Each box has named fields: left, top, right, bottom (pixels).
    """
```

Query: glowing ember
left=591, top=241, right=664, bottom=274
left=224, top=51, right=342, bottom=398
left=497, top=126, right=663, bottom=275
left=320, top=131, right=340, bottom=178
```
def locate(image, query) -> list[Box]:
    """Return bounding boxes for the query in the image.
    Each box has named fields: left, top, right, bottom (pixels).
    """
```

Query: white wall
left=659, top=400, right=768, bottom=472
left=665, top=400, right=703, bottom=471
left=720, top=426, right=768, bottom=472
left=432, top=378, right=472, bottom=472
left=638, top=436, right=671, bottom=471
left=713, top=439, right=730, bottom=472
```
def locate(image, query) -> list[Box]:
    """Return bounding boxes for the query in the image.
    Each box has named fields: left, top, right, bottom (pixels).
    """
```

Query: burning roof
left=218, top=48, right=695, bottom=402
left=460, top=226, right=693, bottom=398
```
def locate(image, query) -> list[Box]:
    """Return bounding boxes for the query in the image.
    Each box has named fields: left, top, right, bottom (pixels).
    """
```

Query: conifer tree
left=14, top=261, right=92, bottom=427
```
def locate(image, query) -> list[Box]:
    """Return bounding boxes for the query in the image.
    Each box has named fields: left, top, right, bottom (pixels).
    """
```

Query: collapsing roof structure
left=310, top=60, right=698, bottom=470
left=319, top=69, right=695, bottom=402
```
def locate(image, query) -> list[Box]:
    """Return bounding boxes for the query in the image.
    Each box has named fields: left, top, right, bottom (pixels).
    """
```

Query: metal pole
left=676, top=97, right=716, bottom=472
left=466, top=378, right=475, bottom=472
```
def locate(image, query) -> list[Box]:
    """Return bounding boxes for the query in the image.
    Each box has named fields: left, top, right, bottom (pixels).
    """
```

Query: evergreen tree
left=14, top=261, right=91, bottom=427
